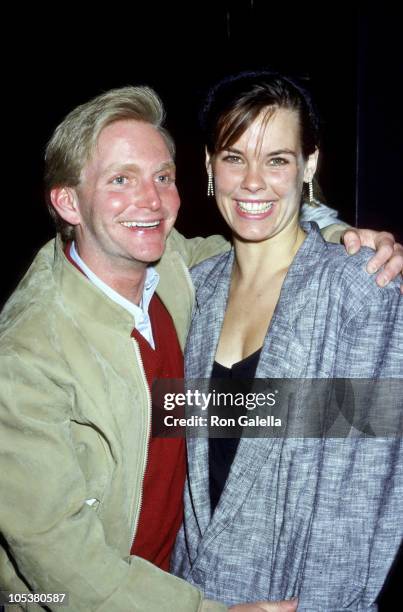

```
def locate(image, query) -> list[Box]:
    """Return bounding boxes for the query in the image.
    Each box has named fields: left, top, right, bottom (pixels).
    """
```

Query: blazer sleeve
left=337, top=281, right=402, bottom=378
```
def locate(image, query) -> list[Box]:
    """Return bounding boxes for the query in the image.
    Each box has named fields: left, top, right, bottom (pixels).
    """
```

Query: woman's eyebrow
left=222, top=147, right=297, bottom=157
left=267, top=149, right=297, bottom=157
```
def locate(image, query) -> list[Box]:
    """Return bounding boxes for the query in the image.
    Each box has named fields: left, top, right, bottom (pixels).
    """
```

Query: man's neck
left=71, top=243, right=147, bottom=305
left=92, top=268, right=147, bottom=305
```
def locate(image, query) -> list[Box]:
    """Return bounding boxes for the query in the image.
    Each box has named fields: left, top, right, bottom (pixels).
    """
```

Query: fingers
left=261, top=599, right=298, bottom=612
left=343, top=228, right=396, bottom=260
left=229, top=599, right=298, bottom=612
left=257, top=600, right=297, bottom=611
left=366, top=242, right=394, bottom=275
left=374, top=244, right=403, bottom=292
left=366, top=241, right=403, bottom=290
left=342, top=229, right=361, bottom=255
left=342, top=228, right=403, bottom=290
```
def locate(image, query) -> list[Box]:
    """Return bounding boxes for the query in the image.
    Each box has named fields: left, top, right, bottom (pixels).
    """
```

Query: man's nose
left=137, top=179, right=162, bottom=211
left=241, top=165, right=266, bottom=192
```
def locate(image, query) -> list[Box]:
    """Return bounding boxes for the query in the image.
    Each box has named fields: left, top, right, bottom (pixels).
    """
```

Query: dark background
left=1, top=3, right=402, bottom=607
left=3, top=3, right=402, bottom=307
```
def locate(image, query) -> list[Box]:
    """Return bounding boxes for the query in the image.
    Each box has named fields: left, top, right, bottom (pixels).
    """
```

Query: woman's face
left=210, top=107, right=318, bottom=243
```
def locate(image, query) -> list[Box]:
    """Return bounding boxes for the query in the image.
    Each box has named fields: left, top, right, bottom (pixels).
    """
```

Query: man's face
left=72, top=119, right=180, bottom=274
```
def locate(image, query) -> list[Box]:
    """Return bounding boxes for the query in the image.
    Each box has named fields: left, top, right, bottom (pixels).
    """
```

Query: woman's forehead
left=232, top=107, right=301, bottom=154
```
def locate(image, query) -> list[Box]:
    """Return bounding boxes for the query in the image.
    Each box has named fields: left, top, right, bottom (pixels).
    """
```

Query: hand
left=229, top=598, right=298, bottom=612
left=342, top=229, right=403, bottom=292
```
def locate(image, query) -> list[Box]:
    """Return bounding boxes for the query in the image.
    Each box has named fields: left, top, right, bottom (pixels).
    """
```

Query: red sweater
left=130, top=295, right=186, bottom=571
left=64, top=245, right=185, bottom=571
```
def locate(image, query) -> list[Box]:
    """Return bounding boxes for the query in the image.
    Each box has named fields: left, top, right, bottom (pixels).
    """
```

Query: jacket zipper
left=178, top=257, right=196, bottom=340
left=129, top=337, right=152, bottom=549
left=180, top=256, right=195, bottom=301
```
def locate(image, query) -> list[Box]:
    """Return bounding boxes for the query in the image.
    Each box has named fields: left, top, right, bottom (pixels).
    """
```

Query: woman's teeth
left=237, top=201, right=273, bottom=213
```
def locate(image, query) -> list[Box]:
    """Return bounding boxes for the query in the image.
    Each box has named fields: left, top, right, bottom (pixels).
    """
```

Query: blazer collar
left=187, top=224, right=330, bottom=540
left=194, top=223, right=327, bottom=329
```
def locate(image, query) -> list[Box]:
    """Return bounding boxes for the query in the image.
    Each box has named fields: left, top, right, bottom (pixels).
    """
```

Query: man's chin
left=132, top=244, right=167, bottom=266
left=117, top=226, right=173, bottom=267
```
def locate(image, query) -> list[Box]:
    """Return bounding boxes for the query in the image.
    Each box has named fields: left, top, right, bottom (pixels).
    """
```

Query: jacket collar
left=49, top=234, right=193, bottom=350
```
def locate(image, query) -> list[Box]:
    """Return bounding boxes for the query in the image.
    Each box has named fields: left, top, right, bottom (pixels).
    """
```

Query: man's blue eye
left=157, top=175, right=173, bottom=183
left=112, top=176, right=127, bottom=185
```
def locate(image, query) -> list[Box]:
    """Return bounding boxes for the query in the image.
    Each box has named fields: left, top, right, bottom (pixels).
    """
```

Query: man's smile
left=119, top=220, right=162, bottom=229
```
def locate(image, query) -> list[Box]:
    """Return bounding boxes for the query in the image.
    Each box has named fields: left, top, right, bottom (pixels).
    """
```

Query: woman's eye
left=112, top=176, right=128, bottom=185
left=222, top=154, right=243, bottom=164
left=268, top=157, right=288, bottom=167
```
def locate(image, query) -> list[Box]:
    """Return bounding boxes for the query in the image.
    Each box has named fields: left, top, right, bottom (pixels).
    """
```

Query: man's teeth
left=237, top=201, right=273, bottom=213
left=120, top=221, right=161, bottom=228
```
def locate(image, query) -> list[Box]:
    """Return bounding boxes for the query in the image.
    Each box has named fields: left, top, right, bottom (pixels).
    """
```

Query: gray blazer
left=172, top=225, right=403, bottom=611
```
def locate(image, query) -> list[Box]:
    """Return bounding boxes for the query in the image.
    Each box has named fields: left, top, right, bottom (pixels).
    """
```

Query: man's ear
left=50, top=187, right=81, bottom=226
left=303, top=148, right=319, bottom=183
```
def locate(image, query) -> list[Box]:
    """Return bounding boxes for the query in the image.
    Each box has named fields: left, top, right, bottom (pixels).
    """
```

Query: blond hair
left=44, top=86, right=174, bottom=241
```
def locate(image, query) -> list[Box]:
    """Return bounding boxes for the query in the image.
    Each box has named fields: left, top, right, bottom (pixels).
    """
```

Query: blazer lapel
left=185, top=250, right=234, bottom=533
left=187, top=227, right=325, bottom=545
left=191, top=229, right=324, bottom=546
left=195, top=436, right=283, bottom=556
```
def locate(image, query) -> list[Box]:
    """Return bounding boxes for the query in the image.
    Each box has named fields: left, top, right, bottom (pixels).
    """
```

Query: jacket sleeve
left=166, top=229, right=230, bottom=268
left=0, top=355, right=226, bottom=612
left=300, top=202, right=350, bottom=244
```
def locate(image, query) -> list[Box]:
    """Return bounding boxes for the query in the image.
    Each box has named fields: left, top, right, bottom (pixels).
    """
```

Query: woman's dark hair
left=201, top=70, right=320, bottom=159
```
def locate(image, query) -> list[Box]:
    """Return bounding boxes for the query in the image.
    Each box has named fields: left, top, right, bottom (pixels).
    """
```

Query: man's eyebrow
left=101, top=160, right=175, bottom=176
left=155, top=161, right=176, bottom=172
left=100, top=162, right=138, bottom=176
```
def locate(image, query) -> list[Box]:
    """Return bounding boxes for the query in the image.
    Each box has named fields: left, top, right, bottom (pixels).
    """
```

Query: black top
left=209, top=348, right=261, bottom=513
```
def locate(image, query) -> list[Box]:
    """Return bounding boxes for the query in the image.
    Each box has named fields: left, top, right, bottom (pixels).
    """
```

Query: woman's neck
left=232, top=217, right=306, bottom=285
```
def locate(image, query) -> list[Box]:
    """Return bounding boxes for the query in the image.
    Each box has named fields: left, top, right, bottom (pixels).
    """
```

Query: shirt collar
left=69, top=241, right=159, bottom=323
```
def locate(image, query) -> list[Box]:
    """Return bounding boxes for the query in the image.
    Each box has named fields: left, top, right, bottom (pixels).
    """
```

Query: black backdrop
left=4, top=3, right=402, bottom=307
left=3, top=4, right=402, bottom=306
left=1, top=3, right=402, bottom=607
left=0, top=5, right=364, bottom=299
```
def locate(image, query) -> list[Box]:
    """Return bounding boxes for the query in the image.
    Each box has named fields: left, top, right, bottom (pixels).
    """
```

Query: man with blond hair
left=0, top=86, right=401, bottom=612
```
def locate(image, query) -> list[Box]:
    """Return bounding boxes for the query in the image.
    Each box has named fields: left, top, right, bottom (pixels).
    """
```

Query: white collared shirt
left=70, top=242, right=159, bottom=348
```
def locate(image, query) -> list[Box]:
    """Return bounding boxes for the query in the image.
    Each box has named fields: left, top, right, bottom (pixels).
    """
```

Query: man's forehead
left=96, top=119, right=164, bottom=147
left=83, top=119, right=172, bottom=172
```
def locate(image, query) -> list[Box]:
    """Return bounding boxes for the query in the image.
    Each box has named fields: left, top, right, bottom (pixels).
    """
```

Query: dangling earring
left=308, top=179, right=314, bottom=204
left=306, top=178, right=319, bottom=207
left=207, top=166, right=214, bottom=197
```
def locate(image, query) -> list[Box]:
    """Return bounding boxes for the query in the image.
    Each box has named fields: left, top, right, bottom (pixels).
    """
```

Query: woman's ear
left=49, top=187, right=81, bottom=226
left=205, top=148, right=212, bottom=171
left=303, top=148, right=319, bottom=183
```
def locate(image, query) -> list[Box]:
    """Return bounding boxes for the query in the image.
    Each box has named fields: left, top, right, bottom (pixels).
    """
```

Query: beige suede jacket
left=0, top=229, right=229, bottom=612
left=0, top=222, right=344, bottom=612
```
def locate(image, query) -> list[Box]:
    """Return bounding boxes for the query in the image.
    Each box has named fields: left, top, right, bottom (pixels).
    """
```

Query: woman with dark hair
left=172, top=72, right=402, bottom=611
